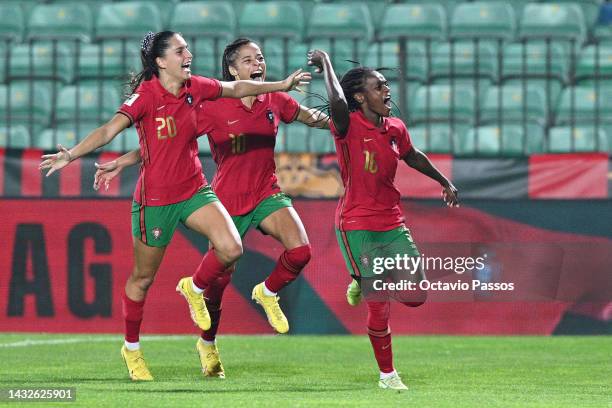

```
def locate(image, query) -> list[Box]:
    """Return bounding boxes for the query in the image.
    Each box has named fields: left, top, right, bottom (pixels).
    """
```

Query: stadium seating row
left=1, top=79, right=610, bottom=153
left=1, top=121, right=607, bottom=156
left=0, top=1, right=610, bottom=44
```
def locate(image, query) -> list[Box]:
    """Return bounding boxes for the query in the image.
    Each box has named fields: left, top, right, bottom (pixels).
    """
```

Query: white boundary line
left=0, top=335, right=190, bottom=348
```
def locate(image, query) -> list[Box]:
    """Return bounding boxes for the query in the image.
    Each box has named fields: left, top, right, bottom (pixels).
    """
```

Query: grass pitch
left=0, top=334, right=609, bottom=407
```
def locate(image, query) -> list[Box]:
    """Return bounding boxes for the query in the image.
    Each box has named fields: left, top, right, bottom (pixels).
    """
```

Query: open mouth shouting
left=250, top=70, right=264, bottom=81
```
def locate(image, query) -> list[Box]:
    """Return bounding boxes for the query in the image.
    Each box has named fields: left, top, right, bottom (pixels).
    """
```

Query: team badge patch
left=266, top=109, right=274, bottom=124
left=124, top=93, right=140, bottom=106
left=152, top=227, right=163, bottom=240
left=360, top=254, right=370, bottom=267
left=186, top=93, right=193, bottom=106
left=390, top=138, right=399, bottom=153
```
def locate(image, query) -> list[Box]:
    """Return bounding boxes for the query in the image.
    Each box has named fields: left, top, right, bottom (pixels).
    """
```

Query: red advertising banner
left=0, top=199, right=610, bottom=335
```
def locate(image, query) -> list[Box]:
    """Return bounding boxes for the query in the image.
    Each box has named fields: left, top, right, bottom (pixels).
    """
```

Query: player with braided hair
left=308, top=49, right=458, bottom=391
left=92, top=37, right=329, bottom=378
left=39, top=31, right=310, bottom=382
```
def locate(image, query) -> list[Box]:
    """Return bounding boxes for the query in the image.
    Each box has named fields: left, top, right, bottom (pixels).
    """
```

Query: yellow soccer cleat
left=251, top=282, right=289, bottom=334
left=346, top=279, right=362, bottom=306
left=121, top=346, right=153, bottom=381
left=378, top=372, right=408, bottom=391
left=196, top=338, right=225, bottom=379
left=176, top=277, right=211, bottom=331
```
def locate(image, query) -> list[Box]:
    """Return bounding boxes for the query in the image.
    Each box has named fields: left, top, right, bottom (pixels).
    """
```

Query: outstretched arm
left=295, top=105, right=329, bottom=129
left=39, top=113, right=130, bottom=176
left=93, top=149, right=141, bottom=191
left=404, top=148, right=459, bottom=207
left=220, top=69, right=311, bottom=98
left=307, top=50, right=350, bottom=137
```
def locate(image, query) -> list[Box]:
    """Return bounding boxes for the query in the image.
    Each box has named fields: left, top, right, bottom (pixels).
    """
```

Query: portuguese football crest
left=152, top=227, right=162, bottom=240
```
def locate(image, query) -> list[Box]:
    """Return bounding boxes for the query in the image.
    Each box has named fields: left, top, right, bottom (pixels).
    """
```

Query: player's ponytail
left=125, top=31, right=177, bottom=97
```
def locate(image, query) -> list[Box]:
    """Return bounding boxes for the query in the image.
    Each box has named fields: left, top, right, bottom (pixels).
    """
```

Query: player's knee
left=217, top=241, right=243, bottom=265
left=285, top=244, right=312, bottom=272
left=401, top=289, right=427, bottom=308
left=129, top=271, right=156, bottom=293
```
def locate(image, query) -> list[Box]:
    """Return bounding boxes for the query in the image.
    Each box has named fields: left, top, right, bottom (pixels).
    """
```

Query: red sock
left=192, top=250, right=227, bottom=290
left=201, top=272, right=232, bottom=342
left=264, top=244, right=311, bottom=292
left=367, top=301, right=394, bottom=373
left=122, top=292, right=145, bottom=343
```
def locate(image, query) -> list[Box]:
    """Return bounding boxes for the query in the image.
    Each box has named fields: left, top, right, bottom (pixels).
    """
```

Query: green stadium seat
left=170, top=1, right=236, bottom=39
left=594, top=24, right=612, bottom=44
left=548, top=126, right=608, bottom=152
left=306, top=38, right=367, bottom=76
left=185, top=38, right=225, bottom=78
left=96, top=2, right=162, bottom=40
left=379, top=4, right=446, bottom=41
left=282, top=123, right=309, bottom=153
left=0, top=4, right=25, bottom=41
left=365, top=41, right=429, bottom=82
left=554, top=85, right=612, bottom=124
left=519, top=3, right=586, bottom=44
left=27, top=3, right=93, bottom=41
left=121, top=126, right=140, bottom=152
left=457, top=124, right=545, bottom=156
left=310, top=128, right=335, bottom=154
left=198, top=136, right=211, bottom=154
left=238, top=1, right=304, bottom=40
left=55, top=84, right=121, bottom=124
left=409, top=124, right=454, bottom=153
left=431, top=78, right=492, bottom=107
left=504, top=78, right=563, bottom=110
left=0, top=42, right=6, bottom=83
left=575, top=45, right=612, bottom=80
left=0, top=125, right=30, bottom=149
left=8, top=42, right=75, bottom=83
left=35, top=127, right=79, bottom=150
left=77, top=42, right=141, bottom=80
left=539, top=0, right=603, bottom=30
left=501, top=42, right=569, bottom=82
left=0, top=82, right=52, bottom=132
left=430, top=41, right=498, bottom=81
left=254, top=38, right=308, bottom=81
left=410, top=84, right=475, bottom=124
left=306, top=3, right=373, bottom=41
left=481, top=85, right=548, bottom=125
left=450, top=2, right=516, bottom=41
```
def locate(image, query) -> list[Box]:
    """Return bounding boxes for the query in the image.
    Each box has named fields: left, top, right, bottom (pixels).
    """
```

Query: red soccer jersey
left=331, top=110, right=414, bottom=231
left=197, top=92, right=299, bottom=215
left=118, top=75, right=222, bottom=206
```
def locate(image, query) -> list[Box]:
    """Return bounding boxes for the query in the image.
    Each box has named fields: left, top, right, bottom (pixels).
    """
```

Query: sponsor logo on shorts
left=152, top=227, right=162, bottom=240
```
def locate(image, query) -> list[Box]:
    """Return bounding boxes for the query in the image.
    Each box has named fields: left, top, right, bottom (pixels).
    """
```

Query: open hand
left=93, top=160, right=121, bottom=191
left=442, top=182, right=459, bottom=207
left=283, top=69, right=312, bottom=92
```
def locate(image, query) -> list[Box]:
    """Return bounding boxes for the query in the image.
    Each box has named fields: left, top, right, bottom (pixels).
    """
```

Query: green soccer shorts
left=335, top=225, right=422, bottom=279
left=231, top=192, right=293, bottom=238
left=131, top=186, right=219, bottom=247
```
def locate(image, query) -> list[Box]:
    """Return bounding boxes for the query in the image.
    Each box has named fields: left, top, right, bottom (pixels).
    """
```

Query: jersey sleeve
left=397, top=120, right=414, bottom=158
left=117, top=91, right=149, bottom=126
left=329, top=115, right=349, bottom=140
left=274, top=92, right=300, bottom=123
left=192, top=75, right=223, bottom=101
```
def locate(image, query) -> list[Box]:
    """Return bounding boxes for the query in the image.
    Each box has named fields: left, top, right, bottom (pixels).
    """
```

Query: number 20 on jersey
left=156, top=116, right=177, bottom=140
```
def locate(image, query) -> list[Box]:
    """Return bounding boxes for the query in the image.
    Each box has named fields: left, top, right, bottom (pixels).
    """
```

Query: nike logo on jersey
left=228, top=119, right=240, bottom=125
left=156, top=105, right=166, bottom=111
left=364, top=138, right=373, bottom=142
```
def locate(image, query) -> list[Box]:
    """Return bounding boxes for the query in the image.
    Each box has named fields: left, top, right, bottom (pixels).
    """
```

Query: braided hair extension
left=125, top=31, right=177, bottom=97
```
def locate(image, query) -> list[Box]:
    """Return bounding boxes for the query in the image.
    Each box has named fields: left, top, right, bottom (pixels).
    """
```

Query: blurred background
left=0, top=0, right=610, bottom=336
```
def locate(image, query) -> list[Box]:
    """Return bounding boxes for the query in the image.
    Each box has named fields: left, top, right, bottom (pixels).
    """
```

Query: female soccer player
left=92, top=38, right=328, bottom=378
left=307, top=49, right=459, bottom=391
left=38, top=31, right=310, bottom=382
